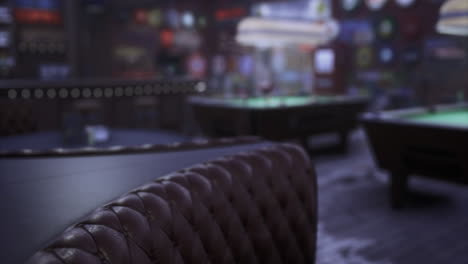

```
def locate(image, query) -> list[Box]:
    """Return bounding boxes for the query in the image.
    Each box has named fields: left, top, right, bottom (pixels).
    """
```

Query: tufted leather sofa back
left=28, top=143, right=317, bottom=264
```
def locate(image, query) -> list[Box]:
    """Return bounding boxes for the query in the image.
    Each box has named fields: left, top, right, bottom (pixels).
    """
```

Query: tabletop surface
left=189, top=95, right=369, bottom=109
left=227, top=96, right=336, bottom=108
left=0, top=129, right=189, bottom=152
left=403, top=109, right=468, bottom=128
left=0, top=141, right=271, bottom=264
left=362, top=104, right=468, bottom=129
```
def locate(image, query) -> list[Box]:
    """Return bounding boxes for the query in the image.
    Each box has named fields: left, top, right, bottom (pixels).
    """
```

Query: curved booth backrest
left=28, top=143, right=317, bottom=264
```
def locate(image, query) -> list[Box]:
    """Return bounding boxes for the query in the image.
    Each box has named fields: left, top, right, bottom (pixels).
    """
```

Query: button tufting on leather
left=27, top=143, right=317, bottom=264
left=208, top=206, right=215, bottom=215
left=299, top=192, right=306, bottom=203
left=267, top=178, right=273, bottom=188
left=97, top=249, right=107, bottom=262
left=241, top=217, right=249, bottom=227
left=122, top=226, right=130, bottom=238
left=260, top=206, right=268, bottom=218
left=280, top=199, right=287, bottom=209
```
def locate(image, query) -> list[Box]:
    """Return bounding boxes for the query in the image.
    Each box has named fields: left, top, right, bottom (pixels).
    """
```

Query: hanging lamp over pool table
left=235, top=0, right=339, bottom=48
left=235, top=17, right=339, bottom=48
left=437, top=0, right=468, bottom=36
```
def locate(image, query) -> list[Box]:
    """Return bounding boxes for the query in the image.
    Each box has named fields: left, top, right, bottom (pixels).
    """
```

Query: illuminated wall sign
left=432, top=46, right=466, bottom=60
left=0, top=31, right=11, bottom=47
left=15, top=0, right=60, bottom=9
left=166, top=9, right=180, bottom=28
left=400, top=45, right=421, bottom=65
left=354, top=27, right=374, bottom=45
left=212, top=55, right=226, bottom=75
left=379, top=46, right=394, bottom=64
left=134, top=9, right=148, bottom=24
left=14, top=0, right=62, bottom=25
left=375, top=16, right=396, bottom=40
left=0, top=55, right=15, bottom=68
left=255, top=0, right=332, bottom=21
left=315, top=48, right=335, bottom=74
left=215, top=7, right=246, bottom=21
left=186, top=53, right=206, bottom=78
left=341, top=0, right=361, bottom=11
left=36, top=0, right=60, bottom=10
left=307, top=0, right=332, bottom=20
left=356, top=46, right=373, bottom=68
left=18, top=28, right=65, bottom=55
left=339, top=20, right=374, bottom=45
left=395, top=0, right=416, bottom=7
left=15, top=10, right=62, bottom=24
left=424, top=38, right=464, bottom=62
left=182, top=12, right=194, bottom=28
left=174, top=30, right=201, bottom=50
left=160, top=29, right=174, bottom=47
left=39, top=64, right=70, bottom=80
left=239, top=54, right=254, bottom=76
left=198, top=16, right=207, bottom=27
left=365, top=0, right=388, bottom=10
left=148, top=9, right=162, bottom=27
left=114, top=46, right=146, bottom=64
left=0, top=7, right=12, bottom=23
left=401, top=15, right=421, bottom=40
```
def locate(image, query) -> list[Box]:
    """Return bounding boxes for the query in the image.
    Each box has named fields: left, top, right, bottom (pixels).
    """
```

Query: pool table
left=361, top=104, right=468, bottom=208
left=189, top=95, right=369, bottom=153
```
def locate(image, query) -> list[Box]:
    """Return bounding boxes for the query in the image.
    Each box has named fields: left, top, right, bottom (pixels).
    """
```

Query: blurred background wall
left=1, top=0, right=467, bottom=139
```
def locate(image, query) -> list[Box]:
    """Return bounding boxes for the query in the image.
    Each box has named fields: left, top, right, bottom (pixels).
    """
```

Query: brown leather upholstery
left=28, top=143, right=317, bottom=264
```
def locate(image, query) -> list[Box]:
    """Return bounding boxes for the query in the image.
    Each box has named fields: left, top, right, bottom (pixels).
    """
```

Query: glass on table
left=258, top=79, right=275, bottom=106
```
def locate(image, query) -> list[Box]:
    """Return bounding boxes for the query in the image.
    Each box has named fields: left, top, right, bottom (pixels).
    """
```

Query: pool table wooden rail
left=361, top=107, right=468, bottom=209
left=189, top=96, right=369, bottom=153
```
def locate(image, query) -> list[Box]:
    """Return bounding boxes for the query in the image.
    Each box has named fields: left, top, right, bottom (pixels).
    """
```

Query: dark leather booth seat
left=28, top=143, right=317, bottom=264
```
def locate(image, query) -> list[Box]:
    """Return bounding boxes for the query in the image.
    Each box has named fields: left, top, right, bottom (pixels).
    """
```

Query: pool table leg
left=300, top=136, right=310, bottom=151
left=390, top=171, right=409, bottom=209
left=338, top=131, right=349, bottom=153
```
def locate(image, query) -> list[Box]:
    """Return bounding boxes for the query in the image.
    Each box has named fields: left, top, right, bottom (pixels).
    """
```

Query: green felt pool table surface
left=224, top=96, right=342, bottom=108
left=403, top=109, right=468, bottom=128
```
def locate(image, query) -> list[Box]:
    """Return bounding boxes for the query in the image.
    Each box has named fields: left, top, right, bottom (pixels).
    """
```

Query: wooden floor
left=313, top=130, right=468, bottom=264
